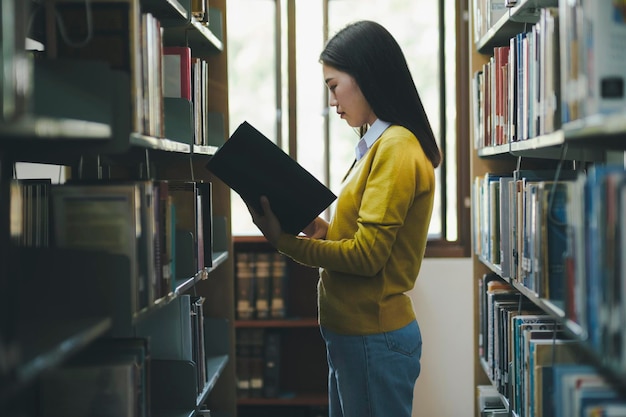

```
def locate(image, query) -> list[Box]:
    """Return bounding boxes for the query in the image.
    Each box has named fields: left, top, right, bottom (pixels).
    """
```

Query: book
left=168, top=180, right=202, bottom=279
left=0, top=0, right=30, bottom=121
left=49, top=0, right=146, bottom=134
left=76, top=337, right=150, bottom=417
left=40, top=337, right=149, bottom=417
left=584, top=165, right=625, bottom=351
left=236, top=328, right=253, bottom=398
left=197, top=181, right=214, bottom=268
left=270, top=252, right=287, bottom=319
left=556, top=370, right=616, bottom=417
left=537, top=181, right=571, bottom=305
left=477, top=384, right=505, bottom=414
left=235, top=251, right=255, bottom=319
left=528, top=338, right=583, bottom=417
left=248, top=328, right=265, bottom=398
left=263, top=330, right=281, bottom=398
left=577, top=2, right=626, bottom=119
left=163, top=46, right=192, bottom=100
left=192, top=58, right=209, bottom=146
left=135, top=294, right=194, bottom=361
left=50, top=183, right=145, bottom=312
left=206, top=121, right=337, bottom=235
left=155, top=181, right=174, bottom=295
left=10, top=178, right=52, bottom=248
left=551, top=365, right=597, bottom=417
left=191, top=295, right=207, bottom=393
left=140, top=12, right=164, bottom=138
left=498, top=176, right=514, bottom=277
left=254, top=252, right=272, bottom=319
left=510, top=314, right=555, bottom=415
left=40, top=359, right=140, bottom=417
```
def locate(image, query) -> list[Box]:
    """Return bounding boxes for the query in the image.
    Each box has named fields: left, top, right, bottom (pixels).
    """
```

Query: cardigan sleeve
left=276, top=132, right=431, bottom=276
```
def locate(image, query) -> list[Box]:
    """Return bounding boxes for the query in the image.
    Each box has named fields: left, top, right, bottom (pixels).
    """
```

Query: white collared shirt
left=355, top=119, right=391, bottom=161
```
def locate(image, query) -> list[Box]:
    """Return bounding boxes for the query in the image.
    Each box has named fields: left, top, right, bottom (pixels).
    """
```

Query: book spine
left=262, top=330, right=281, bottom=398
left=270, top=252, right=287, bottom=319
left=236, top=252, right=255, bottom=319
left=254, top=253, right=271, bottom=319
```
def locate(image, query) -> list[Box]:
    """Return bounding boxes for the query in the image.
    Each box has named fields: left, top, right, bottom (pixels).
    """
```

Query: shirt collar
left=355, top=119, right=391, bottom=161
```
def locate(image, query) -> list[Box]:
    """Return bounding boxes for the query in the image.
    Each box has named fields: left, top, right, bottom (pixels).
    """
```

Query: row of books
left=2, top=0, right=219, bottom=146
left=473, top=6, right=561, bottom=148
left=474, top=165, right=626, bottom=375
left=9, top=178, right=51, bottom=248
left=239, top=405, right=329, bottom=417
left=472, top=0, right=507, bottom=44
left=59, top=1, right=220, bottom=145
left=38, top=337, right=150, bottom=417
left=162, top=45, right=216, bottom=146
left=52, top=2, right=164, bottom=138
left=472, top=168, right=576, bottom=309
left=477, top=385, right=507, bottom=416
left=10, top=178, right=215, bottom=314
left=0, top=0, right=29, bottom=121
left=478, top=273, right=626, bottom=417
left=472, top=2, right=626, bottom=149
left=236, top=328, right=281, bottom=399
left=568, top=165, right=626, bottom=370
left=136, top=294, right=209, bottom=396
left=37, top=296, right=211, bottom=417
left=236, top=251, right=288, bottom=320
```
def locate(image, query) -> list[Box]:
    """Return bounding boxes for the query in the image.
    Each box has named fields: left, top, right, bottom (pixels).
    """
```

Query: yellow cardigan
left=276, top=125, right=435, bottom=335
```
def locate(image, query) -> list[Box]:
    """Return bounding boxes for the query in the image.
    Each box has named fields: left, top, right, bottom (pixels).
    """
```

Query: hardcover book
left=50, top=183, right=144, bottom=312
left=206, top=121, right=337, bottom=235
left=163, top=46, right=192, bottom=100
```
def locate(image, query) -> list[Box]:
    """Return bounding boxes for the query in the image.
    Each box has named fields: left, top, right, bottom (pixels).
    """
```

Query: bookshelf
left=233, top=236, right=329, bottom=417
left=0, top=0, right=235, bottom=416
left=470, top=0, right=626, bottom=416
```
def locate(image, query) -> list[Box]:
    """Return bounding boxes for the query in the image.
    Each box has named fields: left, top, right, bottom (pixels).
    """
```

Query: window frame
left=423, top=0, right=471, bottom=258
left=229, top=0, right=471, bottom=258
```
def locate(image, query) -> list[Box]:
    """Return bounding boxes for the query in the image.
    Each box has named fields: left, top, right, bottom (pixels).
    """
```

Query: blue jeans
left=320, top=320, right=422, bottom=417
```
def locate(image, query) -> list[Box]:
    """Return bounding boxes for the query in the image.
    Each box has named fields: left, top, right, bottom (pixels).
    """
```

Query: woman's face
left=323, top=64, right=377, bottom=128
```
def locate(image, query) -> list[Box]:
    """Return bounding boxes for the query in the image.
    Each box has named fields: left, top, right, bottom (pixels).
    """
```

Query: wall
left=409, top=257, right=474, bottom=417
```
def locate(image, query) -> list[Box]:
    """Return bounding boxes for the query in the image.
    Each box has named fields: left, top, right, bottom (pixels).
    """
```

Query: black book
left=206, top=121, right=337, bottom=235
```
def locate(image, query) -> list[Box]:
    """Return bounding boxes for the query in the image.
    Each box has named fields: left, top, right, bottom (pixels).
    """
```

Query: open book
left=206, top=121, right=337, bottom=235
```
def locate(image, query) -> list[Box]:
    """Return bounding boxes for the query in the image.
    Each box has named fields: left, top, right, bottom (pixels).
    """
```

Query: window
left=227, top=0, right=471, bottom=257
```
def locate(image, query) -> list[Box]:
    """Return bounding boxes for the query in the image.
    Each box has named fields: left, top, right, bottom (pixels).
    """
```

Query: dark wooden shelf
left=151, top=410, right=195, bottom=417
left=0, top=116, right=112, bottom=140
left=237, top=392, right=328, bottom=407
left=477, top=112, right=626, bottom=162
left=235, top=318, right=318, bottom=328
left=475, top=0, right=558, bottom=54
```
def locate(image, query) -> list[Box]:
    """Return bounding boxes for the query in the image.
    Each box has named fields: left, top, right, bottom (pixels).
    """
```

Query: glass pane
left=327, top=0, right=444, bottom=238
left=227, top=0, right=276, bottom=138
left=295, top=1, right=326, bottom=186
left=227, top=0, right=276, bottom=236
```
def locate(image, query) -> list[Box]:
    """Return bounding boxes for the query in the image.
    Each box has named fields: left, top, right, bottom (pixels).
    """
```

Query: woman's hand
left=247, top=196, right=282, bottom=247
left=302, top=216, right=329, bottom=239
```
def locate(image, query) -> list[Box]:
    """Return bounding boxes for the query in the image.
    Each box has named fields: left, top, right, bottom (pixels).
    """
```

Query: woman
left=248, top=20, right=441, bottom=417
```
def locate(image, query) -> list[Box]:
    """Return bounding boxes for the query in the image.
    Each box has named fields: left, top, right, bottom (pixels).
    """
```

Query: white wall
left=408, top=257, right=474, bottom=417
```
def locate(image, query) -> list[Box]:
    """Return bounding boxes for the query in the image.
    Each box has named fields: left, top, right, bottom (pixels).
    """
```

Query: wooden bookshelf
left=0, top=0, right=234, bottom=416
left=469, top=1, right=626, bottom=416
left=233, top=235, right=328, bottom=417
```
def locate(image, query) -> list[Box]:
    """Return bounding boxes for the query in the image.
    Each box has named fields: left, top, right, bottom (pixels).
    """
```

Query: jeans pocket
left=385, top=320, right=422, bottom=356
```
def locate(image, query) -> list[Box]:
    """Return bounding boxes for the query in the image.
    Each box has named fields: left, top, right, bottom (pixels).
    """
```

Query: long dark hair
left=320, top=20, right=442, bottom=168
